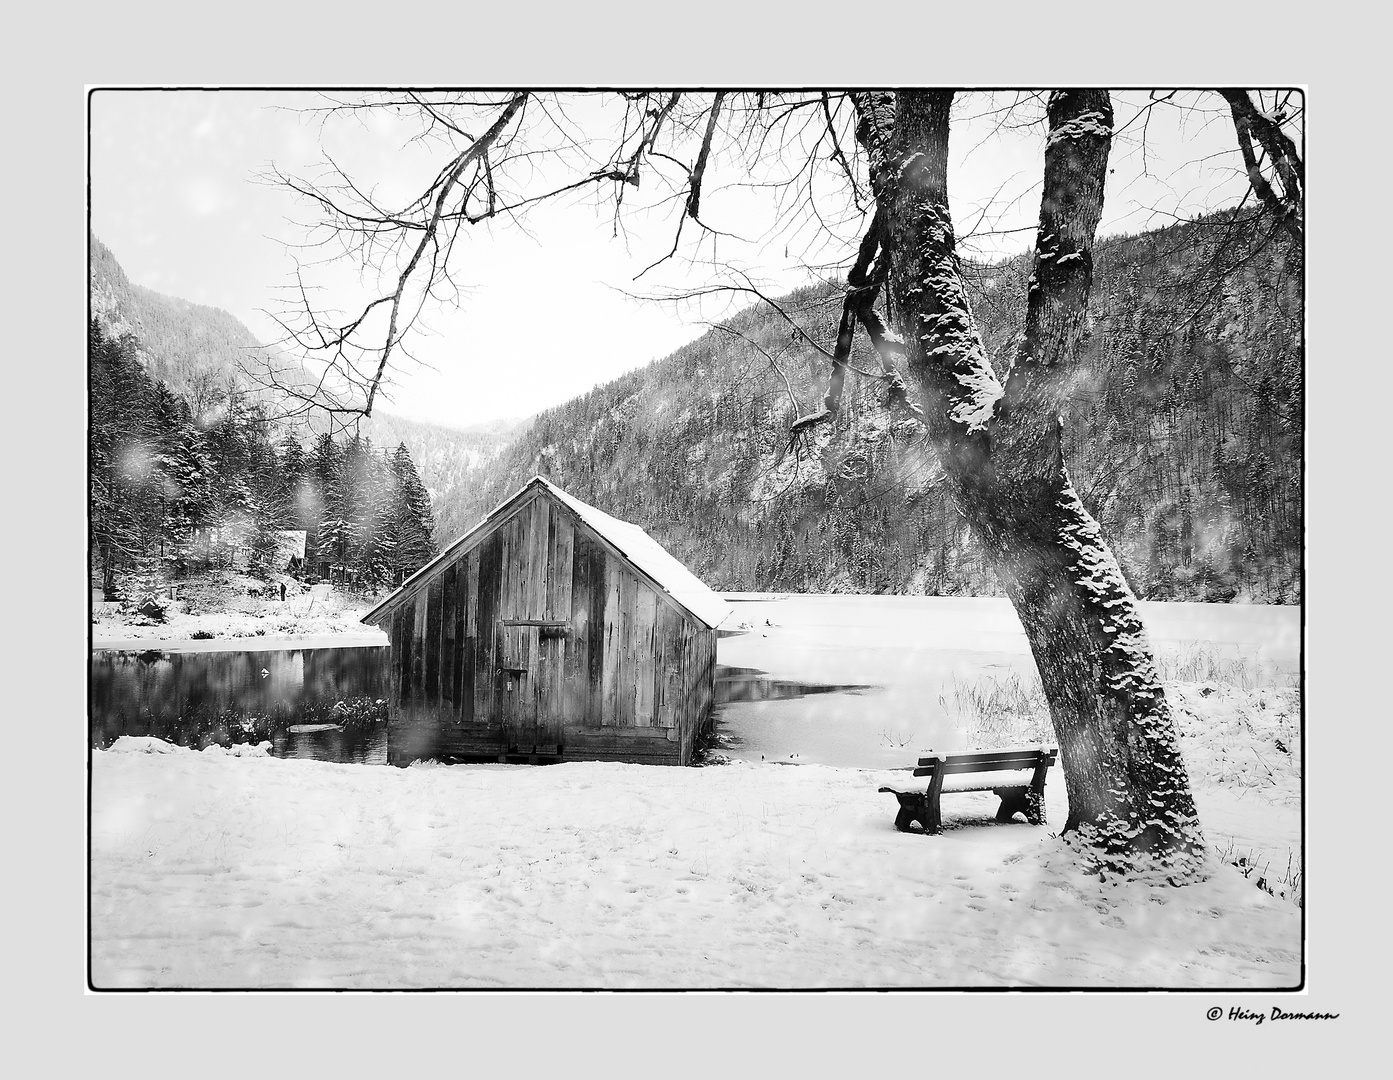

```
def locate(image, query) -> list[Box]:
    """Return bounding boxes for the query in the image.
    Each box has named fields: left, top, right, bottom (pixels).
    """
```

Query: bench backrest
left=912, top=746, right=1057, bottom=777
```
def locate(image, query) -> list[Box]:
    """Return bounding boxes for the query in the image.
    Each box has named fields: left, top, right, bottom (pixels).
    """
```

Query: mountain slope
left=435, top=213, right=1302, bottom=603
left=89, top=235, right=516, bottom=530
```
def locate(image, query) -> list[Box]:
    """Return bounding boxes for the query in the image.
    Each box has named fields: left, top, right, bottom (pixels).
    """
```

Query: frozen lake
left=88, top=594, right=1300, bottom=773
left=712, top=594, right=1300, bottom=770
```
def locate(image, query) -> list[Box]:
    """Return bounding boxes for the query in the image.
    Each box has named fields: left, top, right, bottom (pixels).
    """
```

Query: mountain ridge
left=90, top=216, right=1302, bottom=605
left=431, top=212, right=1302, bottom=603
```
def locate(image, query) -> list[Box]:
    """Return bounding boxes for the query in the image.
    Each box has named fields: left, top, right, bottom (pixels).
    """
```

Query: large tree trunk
left=854, top=90, right=1204, bottom=877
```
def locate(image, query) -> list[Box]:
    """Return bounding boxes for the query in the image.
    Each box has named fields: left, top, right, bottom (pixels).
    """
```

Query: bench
left=878, top=746, right=1058, bottom=834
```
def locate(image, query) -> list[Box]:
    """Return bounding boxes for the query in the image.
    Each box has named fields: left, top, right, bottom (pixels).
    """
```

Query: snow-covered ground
left=89, top=594, right=1302, bottom=990
left=92, top=577, right=383, bottom=650
left=91, top=733, right=1299, bottom=990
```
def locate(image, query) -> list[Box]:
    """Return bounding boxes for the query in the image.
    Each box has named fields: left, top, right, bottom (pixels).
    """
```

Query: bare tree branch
left=821, top=91, right=864, bottom=212
left=684, top=92, right=725, bottom=222
left=1218, top=89, right=1303, bottom=247
left=709, top=323, right=802, bottom=416
left=790, top=209, right=921, bottom=445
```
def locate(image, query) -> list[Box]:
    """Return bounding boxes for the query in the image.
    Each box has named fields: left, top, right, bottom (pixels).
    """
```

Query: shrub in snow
left=326, top=697, right=389, bottom=734
left=135, top=594, right=168, bottom=622
left=202, top=740, right=273, bottom=757
left=108, top=736, right=191, bottom=754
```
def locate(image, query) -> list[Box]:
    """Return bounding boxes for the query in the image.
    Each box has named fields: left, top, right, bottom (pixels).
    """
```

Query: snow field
left=89, top=594, right=1301, bottom=988
left=91, top=740, right=1300, bottom=989
left=91, top=583, right=380, bottom=648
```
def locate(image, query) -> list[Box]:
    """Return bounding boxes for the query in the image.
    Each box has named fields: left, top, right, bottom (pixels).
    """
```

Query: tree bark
left=853, top=90, right=1205, bottom=877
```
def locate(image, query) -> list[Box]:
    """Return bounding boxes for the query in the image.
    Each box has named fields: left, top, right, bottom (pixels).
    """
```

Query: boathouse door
left=497, top=620, right=565, bottom=756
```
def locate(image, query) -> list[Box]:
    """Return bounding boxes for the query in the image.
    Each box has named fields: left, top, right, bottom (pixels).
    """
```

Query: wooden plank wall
left=372, top=488, right=717, bottom=765
left=475, top=530, right=500, bottom=728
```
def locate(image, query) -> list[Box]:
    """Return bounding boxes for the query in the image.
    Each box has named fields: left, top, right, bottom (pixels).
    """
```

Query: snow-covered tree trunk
left=854, top=90, right=1205, bottom=877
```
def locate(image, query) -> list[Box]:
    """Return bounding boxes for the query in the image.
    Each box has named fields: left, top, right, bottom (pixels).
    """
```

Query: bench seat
left=879, top=746, right=1057, bottom=834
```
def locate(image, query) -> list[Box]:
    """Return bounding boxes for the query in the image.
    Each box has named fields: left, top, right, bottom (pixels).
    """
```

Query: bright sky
left=88, top=89, right=1276, bottom=430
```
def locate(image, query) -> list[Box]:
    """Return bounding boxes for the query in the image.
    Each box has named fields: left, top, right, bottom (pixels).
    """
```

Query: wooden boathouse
left=360, top=477, right=730, bottom=766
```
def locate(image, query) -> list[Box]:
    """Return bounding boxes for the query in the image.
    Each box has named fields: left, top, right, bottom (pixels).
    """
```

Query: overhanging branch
left=790, top=211, right=922, bottom=447
left=685, top=92, right=725, bottom=222
left=1218, top=89, right=1303, bottom=248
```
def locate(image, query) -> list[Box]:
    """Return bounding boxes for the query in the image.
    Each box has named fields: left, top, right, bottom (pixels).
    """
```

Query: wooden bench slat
left=915, top=747, right=1056, bottom=770
left=917, top=745, right=1055, bottom=759
left=913, top=759, right=1056, bottom=777
left=885, top=777, right=1032, bottom=796
left=882, top=746, right=1057, bottom=835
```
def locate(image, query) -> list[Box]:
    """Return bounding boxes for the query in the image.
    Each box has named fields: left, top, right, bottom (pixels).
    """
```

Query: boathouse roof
left=360, top=476, right=732, bottom=630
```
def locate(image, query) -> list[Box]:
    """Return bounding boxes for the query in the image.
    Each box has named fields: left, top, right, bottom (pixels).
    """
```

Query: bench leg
left=880, top=790, right=944, bottom=834
left=994, top=787, right=1046, bottom=826
left=995, top=789, right=1027, bottom=823
left=891, top=792, right=931, bottom=833
left=1025, top=787, right=1045, bottom=826
left=925, top=794, right=942, bottom=835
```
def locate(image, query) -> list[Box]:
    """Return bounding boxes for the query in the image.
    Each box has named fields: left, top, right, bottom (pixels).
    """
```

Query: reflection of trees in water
left=93, top=654, right=878, bottom=756
left=272, top=721, right=388, bottom=765
left=713, top=665, right=874, bottom=705
left=90, top=646, right=389, bottom=759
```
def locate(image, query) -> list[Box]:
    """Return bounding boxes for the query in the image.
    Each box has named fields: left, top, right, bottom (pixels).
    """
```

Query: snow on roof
left=362, top=476, right=731, bottom=630
left=532, top=478, right=732, bottom=629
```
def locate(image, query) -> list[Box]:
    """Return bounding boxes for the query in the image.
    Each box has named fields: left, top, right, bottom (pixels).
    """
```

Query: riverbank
left=91, top=572, right=382, bottom=647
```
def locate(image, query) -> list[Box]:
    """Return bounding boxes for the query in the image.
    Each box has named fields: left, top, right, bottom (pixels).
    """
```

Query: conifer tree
left=270, top=434, right=314, bottom=575
left=147, top=382, right=213, bottom=576
left=89, top=320, right=147, bottom=594
left=311, top=433, right=348, bottom=582
left=365, top=450, right=399, bottom=589
left=388, top=442, right=436, bottom=582
left=341, top=435, right=395, bottom=589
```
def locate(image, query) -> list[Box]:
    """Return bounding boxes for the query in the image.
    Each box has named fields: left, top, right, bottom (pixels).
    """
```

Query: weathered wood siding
left=368, top=487, right=718, bottom=766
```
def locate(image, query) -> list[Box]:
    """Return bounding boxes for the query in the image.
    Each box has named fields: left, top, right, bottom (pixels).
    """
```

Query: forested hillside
left=91, top=214, right=1301, bottom=606
left=89, top=235, right=515, bottom=520
left=438, top=212, right=1302, bottom=603
left=90, top=238, right=288, bottom=403
left=362, top=412, right=521, bottom=538
left=90, top=318, right=438, bottom=598
left=89, top=238, right=452, bottom=599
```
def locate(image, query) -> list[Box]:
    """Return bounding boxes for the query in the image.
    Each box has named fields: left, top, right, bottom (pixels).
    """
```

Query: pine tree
left=274, top=434, right=311, bottom=528
left=341, top=436, right=396, bottom=590
left=270, top=434, right=314, bottom=576
left=388, top=443, right=436, bottom=582
left=365, top=453, right=399, bottom=589
left=312, top=433, right=348, bottom=582
left=147, top=382, right=213, bottom=577
left=89, top=320, right=148, bottom=594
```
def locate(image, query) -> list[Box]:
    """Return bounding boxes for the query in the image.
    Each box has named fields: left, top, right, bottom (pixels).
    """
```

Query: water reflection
left=714, top=665, right=875, bottom=704
left=90, top=655, right=881, bottom=765
left=270, top=721, right=388, bottom=765
left=709, top=665, right=882, bottom=762
left=90, top=644, right=389, bottom=764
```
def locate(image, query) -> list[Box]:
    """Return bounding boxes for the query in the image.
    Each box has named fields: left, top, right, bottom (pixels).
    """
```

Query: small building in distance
left=360, top=477, right=730, bottom=766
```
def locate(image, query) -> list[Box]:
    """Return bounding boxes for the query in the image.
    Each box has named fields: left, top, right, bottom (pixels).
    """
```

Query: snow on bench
left=878, top=745, right=1058, bottom=835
